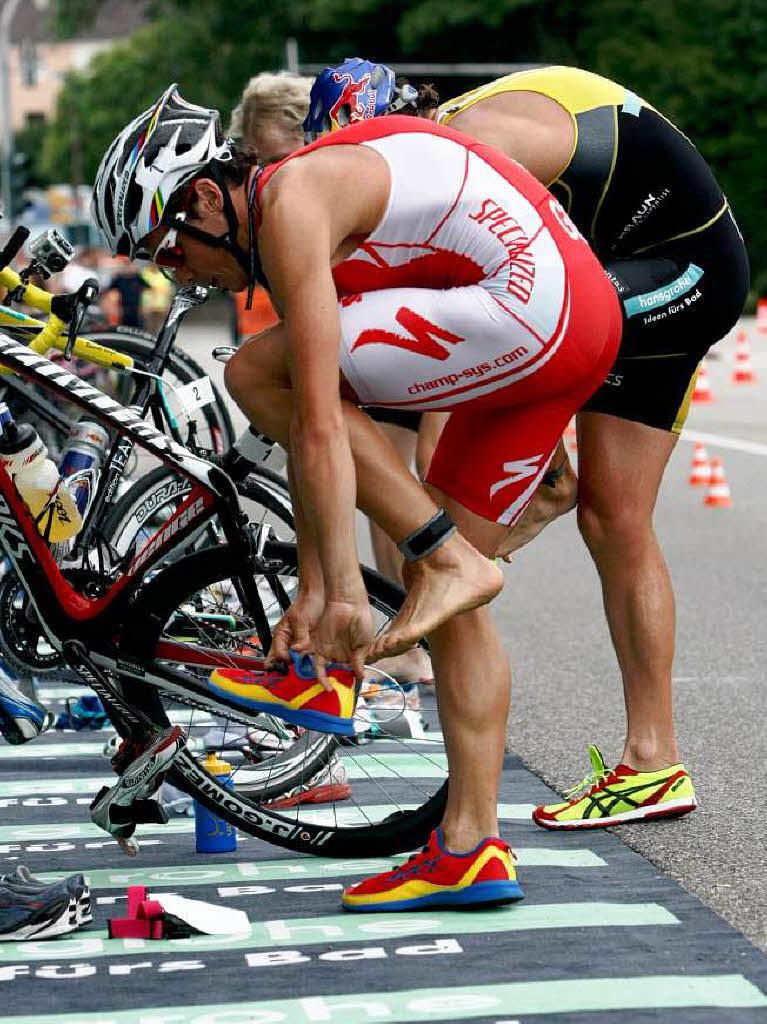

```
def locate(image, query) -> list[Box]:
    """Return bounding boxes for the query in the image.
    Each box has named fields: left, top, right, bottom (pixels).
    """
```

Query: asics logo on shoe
left=393, top=854, right=442, bottom=881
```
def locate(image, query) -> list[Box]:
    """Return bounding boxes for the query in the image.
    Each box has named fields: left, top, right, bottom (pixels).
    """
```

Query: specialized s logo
left=489, top=455, right=544, bottom=499
left=352, top=307, right=464, bottom=361
left=0, top=493, right=31, bottom=560
left=330, top=71, right=372, bottom=126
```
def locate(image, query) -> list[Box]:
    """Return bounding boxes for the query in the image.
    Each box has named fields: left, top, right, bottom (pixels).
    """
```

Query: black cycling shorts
left=364, top=406, right=423, bottom=432
left=583, top=207, right=749, bottom=431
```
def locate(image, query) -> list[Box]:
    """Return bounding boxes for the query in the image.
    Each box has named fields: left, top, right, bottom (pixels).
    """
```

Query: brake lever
left=64, top=278, right=100, bottom=360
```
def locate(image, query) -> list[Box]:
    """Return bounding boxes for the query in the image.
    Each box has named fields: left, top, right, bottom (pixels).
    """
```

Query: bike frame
left=71, top=285, right=214, bottom=557
left=0, top=332, right=276, bottom=719
left=1, top=285, right=217, bottom=561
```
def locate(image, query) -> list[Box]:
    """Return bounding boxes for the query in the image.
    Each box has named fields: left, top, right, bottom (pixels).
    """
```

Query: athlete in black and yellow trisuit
left=434, top=65, right=748, bottom=827
left=439, top=66, right=748, bottom=431
left=286, top=60, right=749, bottom=829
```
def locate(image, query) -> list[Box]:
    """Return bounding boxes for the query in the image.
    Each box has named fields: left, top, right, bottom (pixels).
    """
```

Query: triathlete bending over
left=305, top=60, right=749, bottom=829
left=93, top=87, right=620, bottom=910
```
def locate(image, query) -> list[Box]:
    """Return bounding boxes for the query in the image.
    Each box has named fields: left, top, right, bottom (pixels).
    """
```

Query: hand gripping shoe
left=209, top=650, right=357, bottom=735
left=342, top=827, right=524, bottom=912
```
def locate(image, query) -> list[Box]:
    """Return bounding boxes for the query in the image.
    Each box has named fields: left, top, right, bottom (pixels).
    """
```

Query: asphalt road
left=175, top=310, right=767, bottom=955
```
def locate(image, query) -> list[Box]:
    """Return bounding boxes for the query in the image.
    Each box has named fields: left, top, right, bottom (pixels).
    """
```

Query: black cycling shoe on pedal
left=91, top=725, right=186, bottom=847
left=0, top=885, right=79, bottom=941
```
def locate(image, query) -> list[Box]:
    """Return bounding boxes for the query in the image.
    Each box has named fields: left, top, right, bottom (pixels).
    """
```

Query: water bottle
left=194, top=753, right=237, bottom=853
left=58, top=419, right=110, bottom=519
left=0, top=419, right=82, bottom=542
left=0, top=403, right=13, bottom=435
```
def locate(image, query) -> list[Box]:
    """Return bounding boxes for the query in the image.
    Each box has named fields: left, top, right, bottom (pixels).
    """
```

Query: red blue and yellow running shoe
left=209, top=651, right=357, bottom=736
left=341, top=827, right=524, bottom=912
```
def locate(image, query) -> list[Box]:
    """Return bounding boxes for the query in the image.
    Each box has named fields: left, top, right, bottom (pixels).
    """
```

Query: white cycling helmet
left=92, top=83, right=233, bottom=258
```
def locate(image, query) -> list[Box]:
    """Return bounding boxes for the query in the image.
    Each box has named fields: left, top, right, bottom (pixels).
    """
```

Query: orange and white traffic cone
left=757, top=298, right=767, bottom=335
left=732, top=330, right=757, bottom=384
left=692, top=363, right=715, bottom=403
left=704, top=457, right=732, bottom=508
left=689, top=443, right=711, bottom=486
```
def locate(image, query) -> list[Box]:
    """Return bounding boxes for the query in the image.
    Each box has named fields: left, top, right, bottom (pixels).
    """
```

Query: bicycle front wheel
left=123, top=540, right=445, bottom=858
left=81, top=327, right=235, bottom=455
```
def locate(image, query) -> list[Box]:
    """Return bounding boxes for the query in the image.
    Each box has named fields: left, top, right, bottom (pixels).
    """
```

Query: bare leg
left=367, top=421, right=416, bottom=584
left=367, top=421, right=433, bottom=682
left=576, top=411, right=680, bottom=770
left=420, top=485, right=512, bottom=851
left=415, top=411, right=449, bottom=480
left=495, top=439, right=578, bottom=560
left=224, top=328, right=502, bottom=652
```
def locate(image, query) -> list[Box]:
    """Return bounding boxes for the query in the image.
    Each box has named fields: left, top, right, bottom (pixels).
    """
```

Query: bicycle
left=0, top=226, right=234, bottom=461
left=0, top=228, right=294, bottom=666
left=0, top=329, right=446, bottom=857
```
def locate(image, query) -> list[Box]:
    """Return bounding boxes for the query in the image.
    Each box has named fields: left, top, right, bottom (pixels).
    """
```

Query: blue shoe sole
left=208, top=681, right=356, bottom=736
left=342, top=879, right=525, bottom=912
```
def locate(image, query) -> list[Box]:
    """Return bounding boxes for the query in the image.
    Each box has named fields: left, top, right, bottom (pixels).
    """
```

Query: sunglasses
left=135, top=213, right=187, bottom=268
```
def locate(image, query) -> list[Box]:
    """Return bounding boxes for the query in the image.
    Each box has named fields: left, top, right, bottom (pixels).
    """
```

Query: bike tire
left=123, top=540, right=446, bottom=857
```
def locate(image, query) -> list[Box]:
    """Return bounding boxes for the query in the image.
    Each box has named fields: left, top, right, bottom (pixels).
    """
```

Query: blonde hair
left=229, top=71, right=314, bottom=143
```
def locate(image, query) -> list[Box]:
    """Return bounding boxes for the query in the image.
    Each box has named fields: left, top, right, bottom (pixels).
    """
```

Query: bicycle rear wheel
left=101, top=461, right=293, bottom=560
left=123, top=540, right=444, bottom=857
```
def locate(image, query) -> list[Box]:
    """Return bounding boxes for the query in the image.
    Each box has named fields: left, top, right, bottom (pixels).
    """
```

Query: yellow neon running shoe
left=532, top=744, right=697, bottom=830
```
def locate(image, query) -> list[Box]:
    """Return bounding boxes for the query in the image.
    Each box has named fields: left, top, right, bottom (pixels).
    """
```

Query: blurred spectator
left=140, top=264, right=174, bottom=335
left=228, top=70, right=312, bottom=164
left=228, top=72, right=313, bottom=344
left=51, top=246, right=106, bottom=295
left=231, top=286, right=279, bottom=345
left=101, top=256, right=148, bottom=328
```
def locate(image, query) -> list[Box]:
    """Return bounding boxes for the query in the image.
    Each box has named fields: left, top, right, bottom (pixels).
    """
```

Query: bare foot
left=496, top=446, right=577, bottom=561
left=373, top=646, right=433, bottom=683
left=369, top=532, right=503, bottom=660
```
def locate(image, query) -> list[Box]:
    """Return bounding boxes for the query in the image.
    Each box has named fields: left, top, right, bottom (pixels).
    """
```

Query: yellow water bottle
left=0, top=420, right=82, bottom=542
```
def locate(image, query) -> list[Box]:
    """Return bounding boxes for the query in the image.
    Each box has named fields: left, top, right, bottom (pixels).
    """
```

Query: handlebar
left=0, top=265, right=133, bottom=374
left=0, top=265, right=53, bottom=314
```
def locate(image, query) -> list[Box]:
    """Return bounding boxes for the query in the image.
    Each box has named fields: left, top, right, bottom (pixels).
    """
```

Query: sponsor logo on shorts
left=617, top=188, right=671, bottom=242
left=605, top=270, right=628, bottom=295
left=549, top=198, right=583, bottom=242
left=408, top=346, right=529, bottom=394
left=353, top=307, right=464, bottom=361
left=468, top=198, right=536, bottom=303
left=624, top=263, right=704, bottom=320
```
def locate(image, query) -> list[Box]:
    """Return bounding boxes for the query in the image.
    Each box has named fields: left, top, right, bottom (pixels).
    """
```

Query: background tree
left=38, top=0, right=765, bottom=294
